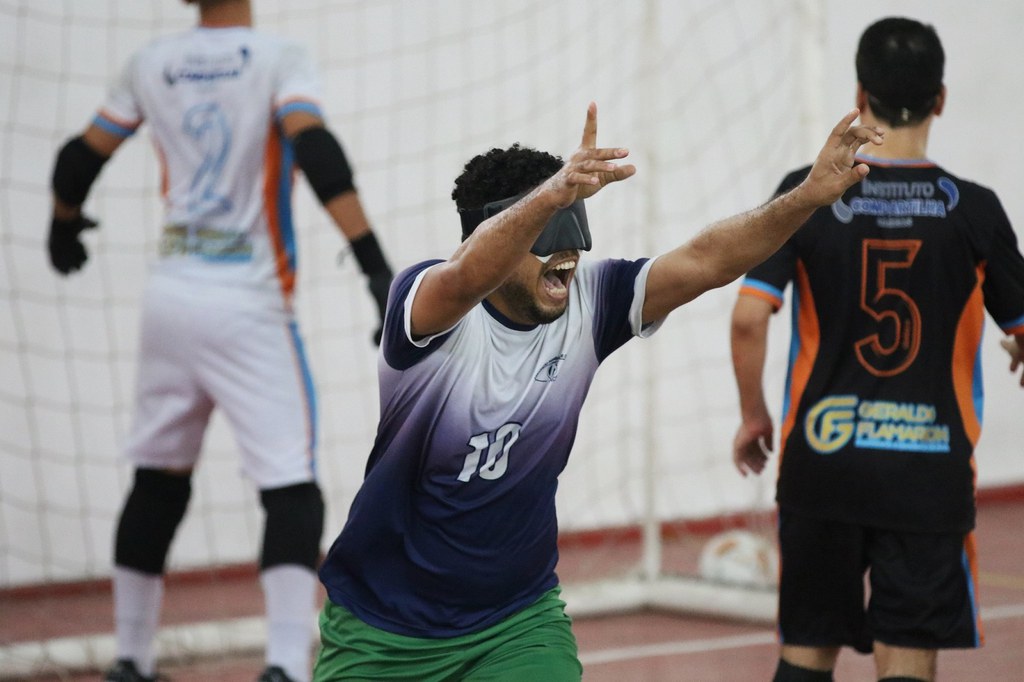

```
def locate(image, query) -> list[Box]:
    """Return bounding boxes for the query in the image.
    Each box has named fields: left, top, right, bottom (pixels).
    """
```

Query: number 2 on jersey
left=183, top=102, right=233, bottom=216
left=855, top=239, right=922, bottom=377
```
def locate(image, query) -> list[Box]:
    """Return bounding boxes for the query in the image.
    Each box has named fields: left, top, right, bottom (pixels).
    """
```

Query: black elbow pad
left=291, top=126, right=355, bottom=204
left=52, top=136, right=109, bottom=206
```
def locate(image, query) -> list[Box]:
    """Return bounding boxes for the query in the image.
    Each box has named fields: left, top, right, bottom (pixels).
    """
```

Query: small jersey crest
left=535, top=354, right=566, bottom=382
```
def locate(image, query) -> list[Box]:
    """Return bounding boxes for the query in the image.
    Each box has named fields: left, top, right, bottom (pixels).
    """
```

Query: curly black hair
left=451, top=143, right=563, bottom=219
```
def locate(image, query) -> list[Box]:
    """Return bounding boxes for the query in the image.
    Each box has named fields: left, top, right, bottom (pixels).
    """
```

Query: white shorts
left=123, top=275, right=317, bottom=489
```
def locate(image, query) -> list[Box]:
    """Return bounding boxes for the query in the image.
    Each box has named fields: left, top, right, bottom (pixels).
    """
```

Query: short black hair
left=856, top=17, right=944, bottom=127
left=451, top=144, right=563, bottom=233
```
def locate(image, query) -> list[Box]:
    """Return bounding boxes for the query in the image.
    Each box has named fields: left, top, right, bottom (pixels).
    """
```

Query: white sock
left=112, top=566, right=164, bottom=677
left=261, top=565, right=317, bottom=682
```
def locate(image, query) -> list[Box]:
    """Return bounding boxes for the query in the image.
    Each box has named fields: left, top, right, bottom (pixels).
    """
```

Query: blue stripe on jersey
left=998, top=311, right=1024, bottom=332
left=288, top=319, right=318, bottom=469
left=277, top=135, right=298, bottom=274
left=743, top=277, right=785, bottom=302
left=92, top=113, right=137, bottom=138
left=276, top=101, right=323, bottom=121
left=972, top=326, right=985, bottom=427
left=781, top=293, right=802, bottom=424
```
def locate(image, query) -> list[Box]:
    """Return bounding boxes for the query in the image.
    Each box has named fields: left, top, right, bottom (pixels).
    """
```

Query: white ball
left=697, top=529, right=779, bottom=588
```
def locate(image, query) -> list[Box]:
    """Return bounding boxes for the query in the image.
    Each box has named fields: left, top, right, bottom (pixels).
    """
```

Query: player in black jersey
left=730, top=17, right=1024, bottom=682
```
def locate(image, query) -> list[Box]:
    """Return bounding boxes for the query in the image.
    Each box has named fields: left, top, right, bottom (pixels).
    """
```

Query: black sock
left=773, top=658, right=834, bottom=682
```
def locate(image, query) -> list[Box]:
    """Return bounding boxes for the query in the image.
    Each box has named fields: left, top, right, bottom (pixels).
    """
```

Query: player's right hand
left=543, top=102, right=635, bottom=208
left=48, top=213, right=98, bottom=275
left=732, top=417, right=773, bottom=477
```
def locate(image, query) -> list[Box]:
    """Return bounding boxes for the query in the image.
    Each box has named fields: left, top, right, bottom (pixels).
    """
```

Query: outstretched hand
left=797, top=109, right=884, bottom=208
left=541, top=102, right=636, bottom=208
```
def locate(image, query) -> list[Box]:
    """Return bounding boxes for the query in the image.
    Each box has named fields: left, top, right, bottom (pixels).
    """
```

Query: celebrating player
left=46, top=1, right=392, bottom=681
left=311, top=102, right=882, bottom=680
left=730, top=17, right=1024, bottom=682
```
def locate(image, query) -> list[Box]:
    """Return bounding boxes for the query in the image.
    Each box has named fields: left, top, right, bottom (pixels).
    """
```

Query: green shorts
left=313, top=587, right=582, bottom=681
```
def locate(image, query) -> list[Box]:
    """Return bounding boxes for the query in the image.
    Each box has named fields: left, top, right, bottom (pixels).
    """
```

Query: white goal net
left=4, top=0, right=1023, bottom=677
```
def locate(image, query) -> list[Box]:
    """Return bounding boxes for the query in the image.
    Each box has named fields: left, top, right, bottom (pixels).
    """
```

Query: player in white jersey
left=46, top=2, right=392, bottom=681
left=312, top=104, right=884, bottom=680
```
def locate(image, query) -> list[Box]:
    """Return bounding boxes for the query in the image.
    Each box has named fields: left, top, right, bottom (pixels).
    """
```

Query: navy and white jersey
left=319, top=256, right=662, bottom=637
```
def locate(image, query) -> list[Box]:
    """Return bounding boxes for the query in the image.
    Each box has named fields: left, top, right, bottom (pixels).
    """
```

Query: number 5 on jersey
left=457, top=423, right=522, bottom=482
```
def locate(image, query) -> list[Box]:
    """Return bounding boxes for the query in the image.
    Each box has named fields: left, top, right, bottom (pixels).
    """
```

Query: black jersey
left=741, top=156, right=1024, bottom=533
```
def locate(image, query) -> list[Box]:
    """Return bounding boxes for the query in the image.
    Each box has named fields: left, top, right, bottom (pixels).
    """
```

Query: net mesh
left=1, top=0, right=816, bottom=675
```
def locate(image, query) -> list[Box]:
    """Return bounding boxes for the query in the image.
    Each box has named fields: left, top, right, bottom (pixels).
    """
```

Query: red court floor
left=3, top=495, right=1023, bottom=681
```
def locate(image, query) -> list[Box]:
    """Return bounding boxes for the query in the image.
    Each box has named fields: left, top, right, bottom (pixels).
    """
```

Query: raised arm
left=409, top=103, right=635, bottom=338
left=641, top=109, right=883, bottom=323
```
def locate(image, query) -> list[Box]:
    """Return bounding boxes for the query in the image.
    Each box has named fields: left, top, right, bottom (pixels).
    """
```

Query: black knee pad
left=259, top=482, right=324, bottom=571
left=773, top=659, right=834, bottom=682
left=114, top=468, right=192, bottom=575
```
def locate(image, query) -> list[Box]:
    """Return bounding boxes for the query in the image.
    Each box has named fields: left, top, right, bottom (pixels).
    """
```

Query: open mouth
left=543, top=258, right=576, bottom=295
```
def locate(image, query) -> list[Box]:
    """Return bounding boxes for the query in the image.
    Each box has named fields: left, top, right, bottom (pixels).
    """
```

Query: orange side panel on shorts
left=262, top=125, right=296, bottom=299
left=778, top=261, right=819, bottom=467
left=951, top=264, right=986, bottom=448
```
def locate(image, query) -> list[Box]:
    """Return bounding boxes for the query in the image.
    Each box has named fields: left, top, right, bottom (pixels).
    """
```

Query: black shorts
left=777, top=509, right=983, bottom=652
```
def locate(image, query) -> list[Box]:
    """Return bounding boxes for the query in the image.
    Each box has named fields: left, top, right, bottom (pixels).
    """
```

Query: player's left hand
left=48, top=213, right=98, bottom=275
left=796, top=109, right=884, bottom=208
left=1000, top=336, right=1024, bottom=386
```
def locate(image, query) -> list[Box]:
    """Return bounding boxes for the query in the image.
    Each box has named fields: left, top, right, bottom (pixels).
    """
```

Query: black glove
left=367, top=270, right=392, bottom=346
left=349, top=232, right=393, bottom=347
left=48, top=213, right=98, bottom=275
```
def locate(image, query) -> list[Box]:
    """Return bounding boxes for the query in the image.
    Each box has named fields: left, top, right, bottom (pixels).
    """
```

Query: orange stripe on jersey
left=739, top=284, right=783, bottom=311
left=951, top=264, right=986, bottom=447
left=963, top=531, right=985, bottom=646
left=263, top=125, right=296, bottom=300
left=779, top=260, right=820, bottom=465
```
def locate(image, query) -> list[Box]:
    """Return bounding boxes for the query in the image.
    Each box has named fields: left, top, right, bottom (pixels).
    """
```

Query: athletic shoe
left=103, top=659, right=165, bottom=681
left=256, top=666, right=297, bottom=682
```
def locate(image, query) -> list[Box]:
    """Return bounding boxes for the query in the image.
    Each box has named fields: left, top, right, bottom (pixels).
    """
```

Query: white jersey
left=95, top=26, right=324, bottom=305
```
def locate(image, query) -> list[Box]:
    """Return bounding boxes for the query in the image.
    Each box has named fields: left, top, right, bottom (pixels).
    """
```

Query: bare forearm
left=446, top=188, right=559, bottom=298
left=694, top=187, right=816, bottom=288
left=731, top=299, right=773, bottom=420
left=644, top=187, right=815, bottom=320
